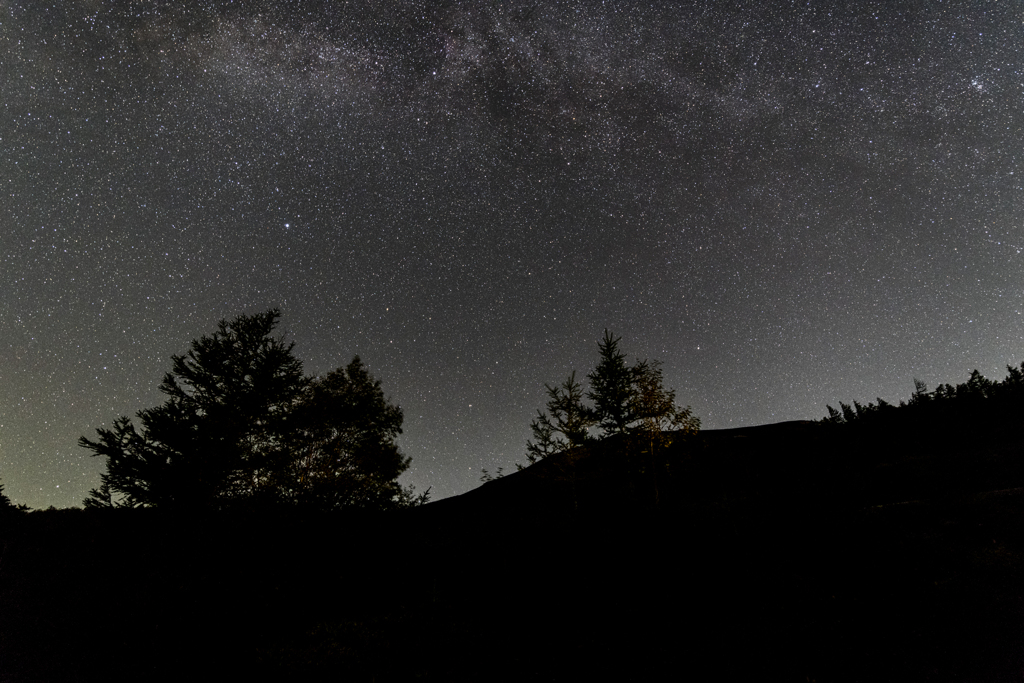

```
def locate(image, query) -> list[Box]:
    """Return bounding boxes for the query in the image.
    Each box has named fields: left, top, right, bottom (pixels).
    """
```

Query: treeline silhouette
left=0, top=478, right=28, bottom=517
left=823, top=363, right=1024, bottom=428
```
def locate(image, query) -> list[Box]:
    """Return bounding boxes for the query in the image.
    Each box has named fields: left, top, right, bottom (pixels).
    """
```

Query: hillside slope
left=2, top=414, right=1024, bottom=681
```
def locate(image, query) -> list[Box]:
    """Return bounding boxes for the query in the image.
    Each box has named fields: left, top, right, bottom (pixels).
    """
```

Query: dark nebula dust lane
left=2, top=0, right=1022, bottom=508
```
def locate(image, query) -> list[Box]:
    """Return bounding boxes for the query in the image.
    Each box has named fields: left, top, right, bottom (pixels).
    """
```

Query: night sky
left=2, top=0, right=1021, bottom=510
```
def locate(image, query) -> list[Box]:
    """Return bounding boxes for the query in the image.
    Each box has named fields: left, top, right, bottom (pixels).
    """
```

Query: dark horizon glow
left=2, top=0, right=1022, bottom=509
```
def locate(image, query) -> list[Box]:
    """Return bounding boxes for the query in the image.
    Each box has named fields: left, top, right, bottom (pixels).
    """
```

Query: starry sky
left=2, top=0, right=1022, bottom=510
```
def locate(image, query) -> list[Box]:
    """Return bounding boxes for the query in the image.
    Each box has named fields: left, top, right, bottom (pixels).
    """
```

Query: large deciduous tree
left=80, top=309, right=425, bottom=511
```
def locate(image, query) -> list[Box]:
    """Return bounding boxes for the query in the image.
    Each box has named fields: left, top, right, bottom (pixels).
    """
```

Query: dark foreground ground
left=3, top=417, right=1024, bottom=681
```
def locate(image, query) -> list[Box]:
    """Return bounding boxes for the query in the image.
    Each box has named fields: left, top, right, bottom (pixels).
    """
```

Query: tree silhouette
left=0, top=478, right=29, bottom=516
left=587, top=331, right=636, bottom=436
left=524, top=370, right=598, bottom=466
left=525, top=332, right=699, bottom=466
left=81, top=309, right=426, bottom=511
left=284, top=357, right=427, bottom=511
left=526, top=371, right=595, bottom=465
left=520, top=332, right=700, bottom=508
left=630, top=360, right=700, bottom=446
left=821, top=362, right=1024, bottom=428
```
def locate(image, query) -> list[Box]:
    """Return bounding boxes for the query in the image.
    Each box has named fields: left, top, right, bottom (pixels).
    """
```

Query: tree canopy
left=525, top=331, right=699, bottom=465
left=284, top=357, right=417, bottom=510
left=80, top=309, right=427, bottom=512
left=526, top=370, right=595, bottom=463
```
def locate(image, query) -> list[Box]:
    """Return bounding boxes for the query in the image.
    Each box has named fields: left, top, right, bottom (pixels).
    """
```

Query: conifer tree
left=80, top=310, right=426, bottom=511
left=526, top=371, right=595, bottom=464
left=521, top=332, right=700, bottom=507
left=524, top=332, right=699, bottom=467
left=586, top=331, right=637, bottom=436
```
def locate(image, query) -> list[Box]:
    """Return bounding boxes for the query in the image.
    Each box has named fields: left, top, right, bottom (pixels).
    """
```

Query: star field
left=2, top=0, right=1022, bottom=509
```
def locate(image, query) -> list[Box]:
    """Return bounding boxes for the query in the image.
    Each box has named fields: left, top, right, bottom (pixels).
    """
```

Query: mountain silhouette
left=3, top=413, right=1024, bottom=682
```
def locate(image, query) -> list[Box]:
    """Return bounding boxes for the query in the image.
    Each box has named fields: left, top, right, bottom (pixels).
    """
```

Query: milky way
left=2, top=0, right=1022, bottom=508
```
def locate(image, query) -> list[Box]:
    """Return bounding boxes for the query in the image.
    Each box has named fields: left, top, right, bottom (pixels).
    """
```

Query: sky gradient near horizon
left=2, top=0, right=1022, bottom=509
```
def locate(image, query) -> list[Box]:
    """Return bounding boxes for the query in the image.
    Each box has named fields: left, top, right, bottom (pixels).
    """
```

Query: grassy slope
left=2, top=414, right=1024, bottom=682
